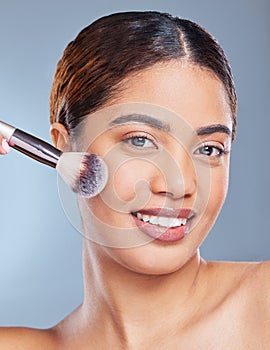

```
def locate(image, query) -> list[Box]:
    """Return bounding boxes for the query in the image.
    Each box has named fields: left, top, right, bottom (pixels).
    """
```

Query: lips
left=131, top=208, right=194, bottom=242
left=134, top=208, right=194, bottom=219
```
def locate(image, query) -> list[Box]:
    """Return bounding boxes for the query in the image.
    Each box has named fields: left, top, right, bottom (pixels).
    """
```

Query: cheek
left=90, top=157, right=156, bottom=219
left=112, top=159, right=153, bottom=202
left=189, top=165, right=230, bottom=243
left=208, top=166, right=230, bottom=214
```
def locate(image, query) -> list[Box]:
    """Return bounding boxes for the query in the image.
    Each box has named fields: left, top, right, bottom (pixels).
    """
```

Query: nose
left=150, top=147, right=196, bottom=200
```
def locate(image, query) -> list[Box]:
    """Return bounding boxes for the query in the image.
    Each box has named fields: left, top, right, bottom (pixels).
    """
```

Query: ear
left=50, top=122, right=71, bottom=152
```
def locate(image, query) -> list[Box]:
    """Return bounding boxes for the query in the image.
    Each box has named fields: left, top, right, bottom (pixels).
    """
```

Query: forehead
left=75, top=61, right=232, bottom=146
left=115, top=61, right=232, bottom=129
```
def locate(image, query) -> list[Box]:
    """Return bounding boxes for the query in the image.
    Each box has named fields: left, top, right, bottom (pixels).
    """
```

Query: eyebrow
left=196, top=124, right=231, bottom=137
left=109, top=114, right=171, bottom=132
left=109, top=114, right=231, bottom=137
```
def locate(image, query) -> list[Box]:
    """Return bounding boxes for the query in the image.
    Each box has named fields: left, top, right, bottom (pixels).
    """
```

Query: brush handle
left=11, top=129, right=62, bottom=168
left=0, top=120, right=62, bottom=168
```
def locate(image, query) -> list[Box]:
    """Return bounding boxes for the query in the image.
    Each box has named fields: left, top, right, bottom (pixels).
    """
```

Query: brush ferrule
left=0, top=120, right=62, bottom=168
left=0, top=120, right=16, bottom=141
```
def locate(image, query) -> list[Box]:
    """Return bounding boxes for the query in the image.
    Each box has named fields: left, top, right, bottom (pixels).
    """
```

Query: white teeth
left=149, top=216, right=159, bottom=225
left=171, top=218, right=180, bottom=227
left=158, top=217, right=171, bottom=227
left=137, top=213, right=143, bottom=220
left=180, top=218, right=187, bottom=226
left=135, top=213, right=187, bottom=228
left=142, top=215, right=150, bottom=222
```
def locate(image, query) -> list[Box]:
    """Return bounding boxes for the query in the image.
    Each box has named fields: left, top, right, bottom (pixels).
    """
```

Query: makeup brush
left=0, top=120, right=108, bottom=197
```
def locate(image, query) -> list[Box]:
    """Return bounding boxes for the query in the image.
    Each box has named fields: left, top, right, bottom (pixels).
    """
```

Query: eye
left=123, top=134, right=158, bottom=149
left=194, top=144, right=226, bottom=157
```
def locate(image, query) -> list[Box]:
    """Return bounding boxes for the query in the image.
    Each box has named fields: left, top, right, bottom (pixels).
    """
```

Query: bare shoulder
left=210, top=260, right=270, bottom=294
left=253, top=261, right=270, bottom=306
left=256, top=260, right=270, bottom=284
left=0, top=326, right=58, bottom=350
left=235, top=261, right=270, bottom=301
left=198, top=261, right=270, bottom=346
left=240, top=261, right=270, bottom=338
left=207, top=260, right=270, bottom=318
left=207, top=259, right=269, bottom=284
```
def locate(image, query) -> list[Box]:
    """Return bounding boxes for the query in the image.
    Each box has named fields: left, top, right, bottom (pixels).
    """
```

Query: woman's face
left=72, top=61, right=232, bottom=275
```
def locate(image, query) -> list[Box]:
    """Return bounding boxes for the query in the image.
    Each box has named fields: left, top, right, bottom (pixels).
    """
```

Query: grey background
left=0, top=0, right=269, bottom=327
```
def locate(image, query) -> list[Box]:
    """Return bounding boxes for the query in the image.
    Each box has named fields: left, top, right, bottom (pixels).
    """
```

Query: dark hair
left=50, top=11, right=237, bottom=140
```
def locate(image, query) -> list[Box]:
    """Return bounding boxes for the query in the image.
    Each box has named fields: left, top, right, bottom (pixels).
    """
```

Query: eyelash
left=122, top=133, right=158, bottom=149
left=193, top=144, right=228, bottom=158
left=122, top=134, right=228, bottom=159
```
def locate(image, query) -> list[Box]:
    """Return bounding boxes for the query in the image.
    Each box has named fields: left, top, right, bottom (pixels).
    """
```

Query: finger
left=0, top=137, right=10, bottom=154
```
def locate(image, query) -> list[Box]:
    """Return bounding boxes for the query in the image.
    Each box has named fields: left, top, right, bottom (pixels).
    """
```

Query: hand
left=0, top=135, right=10, bottom=154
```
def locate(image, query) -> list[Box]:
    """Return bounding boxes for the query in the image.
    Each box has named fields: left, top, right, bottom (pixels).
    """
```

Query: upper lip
left=132, top=208, right=195, bottom=219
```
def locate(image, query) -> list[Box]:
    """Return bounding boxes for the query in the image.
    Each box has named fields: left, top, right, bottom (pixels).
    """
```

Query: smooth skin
left=0, top=61, right=269, bottom=349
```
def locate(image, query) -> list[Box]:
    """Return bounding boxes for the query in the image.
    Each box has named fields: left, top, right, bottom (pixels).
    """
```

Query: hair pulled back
left=50, top=11, right=237, bottom=140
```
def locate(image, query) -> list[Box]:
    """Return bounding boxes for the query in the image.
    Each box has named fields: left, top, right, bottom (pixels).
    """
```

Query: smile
left=131, top=208, right=194, bottom=242
left=134, top=212, right=187, bottom=228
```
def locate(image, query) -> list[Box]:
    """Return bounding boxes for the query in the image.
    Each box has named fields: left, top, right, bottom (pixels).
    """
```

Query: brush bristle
left=56, top=152, right=108, bottom=197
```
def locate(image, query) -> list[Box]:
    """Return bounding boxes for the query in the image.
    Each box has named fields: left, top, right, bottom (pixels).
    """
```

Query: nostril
left=157, top=191, right=175, bottom=198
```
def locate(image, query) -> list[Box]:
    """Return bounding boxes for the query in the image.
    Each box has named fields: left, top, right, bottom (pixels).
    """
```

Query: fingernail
left=1, top=139, right=10, bottom=153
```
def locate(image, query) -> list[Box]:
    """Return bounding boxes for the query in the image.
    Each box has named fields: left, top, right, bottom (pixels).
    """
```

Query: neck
left=80, top=241, right=208, bottom=346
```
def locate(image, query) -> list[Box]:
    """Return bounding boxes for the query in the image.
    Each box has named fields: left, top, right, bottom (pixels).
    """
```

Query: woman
left=0, top=11, right=269, bottom=349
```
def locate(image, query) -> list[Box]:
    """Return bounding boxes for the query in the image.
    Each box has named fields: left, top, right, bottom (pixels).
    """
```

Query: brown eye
left=194, top=145, right=224, bottom=157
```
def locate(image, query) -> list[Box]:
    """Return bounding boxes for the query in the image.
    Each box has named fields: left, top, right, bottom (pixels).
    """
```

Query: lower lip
left=132, top=215, right=190, bottom=242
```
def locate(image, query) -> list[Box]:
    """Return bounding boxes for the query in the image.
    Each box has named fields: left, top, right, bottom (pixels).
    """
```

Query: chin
left=110, top=242, right=197, bottom=276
